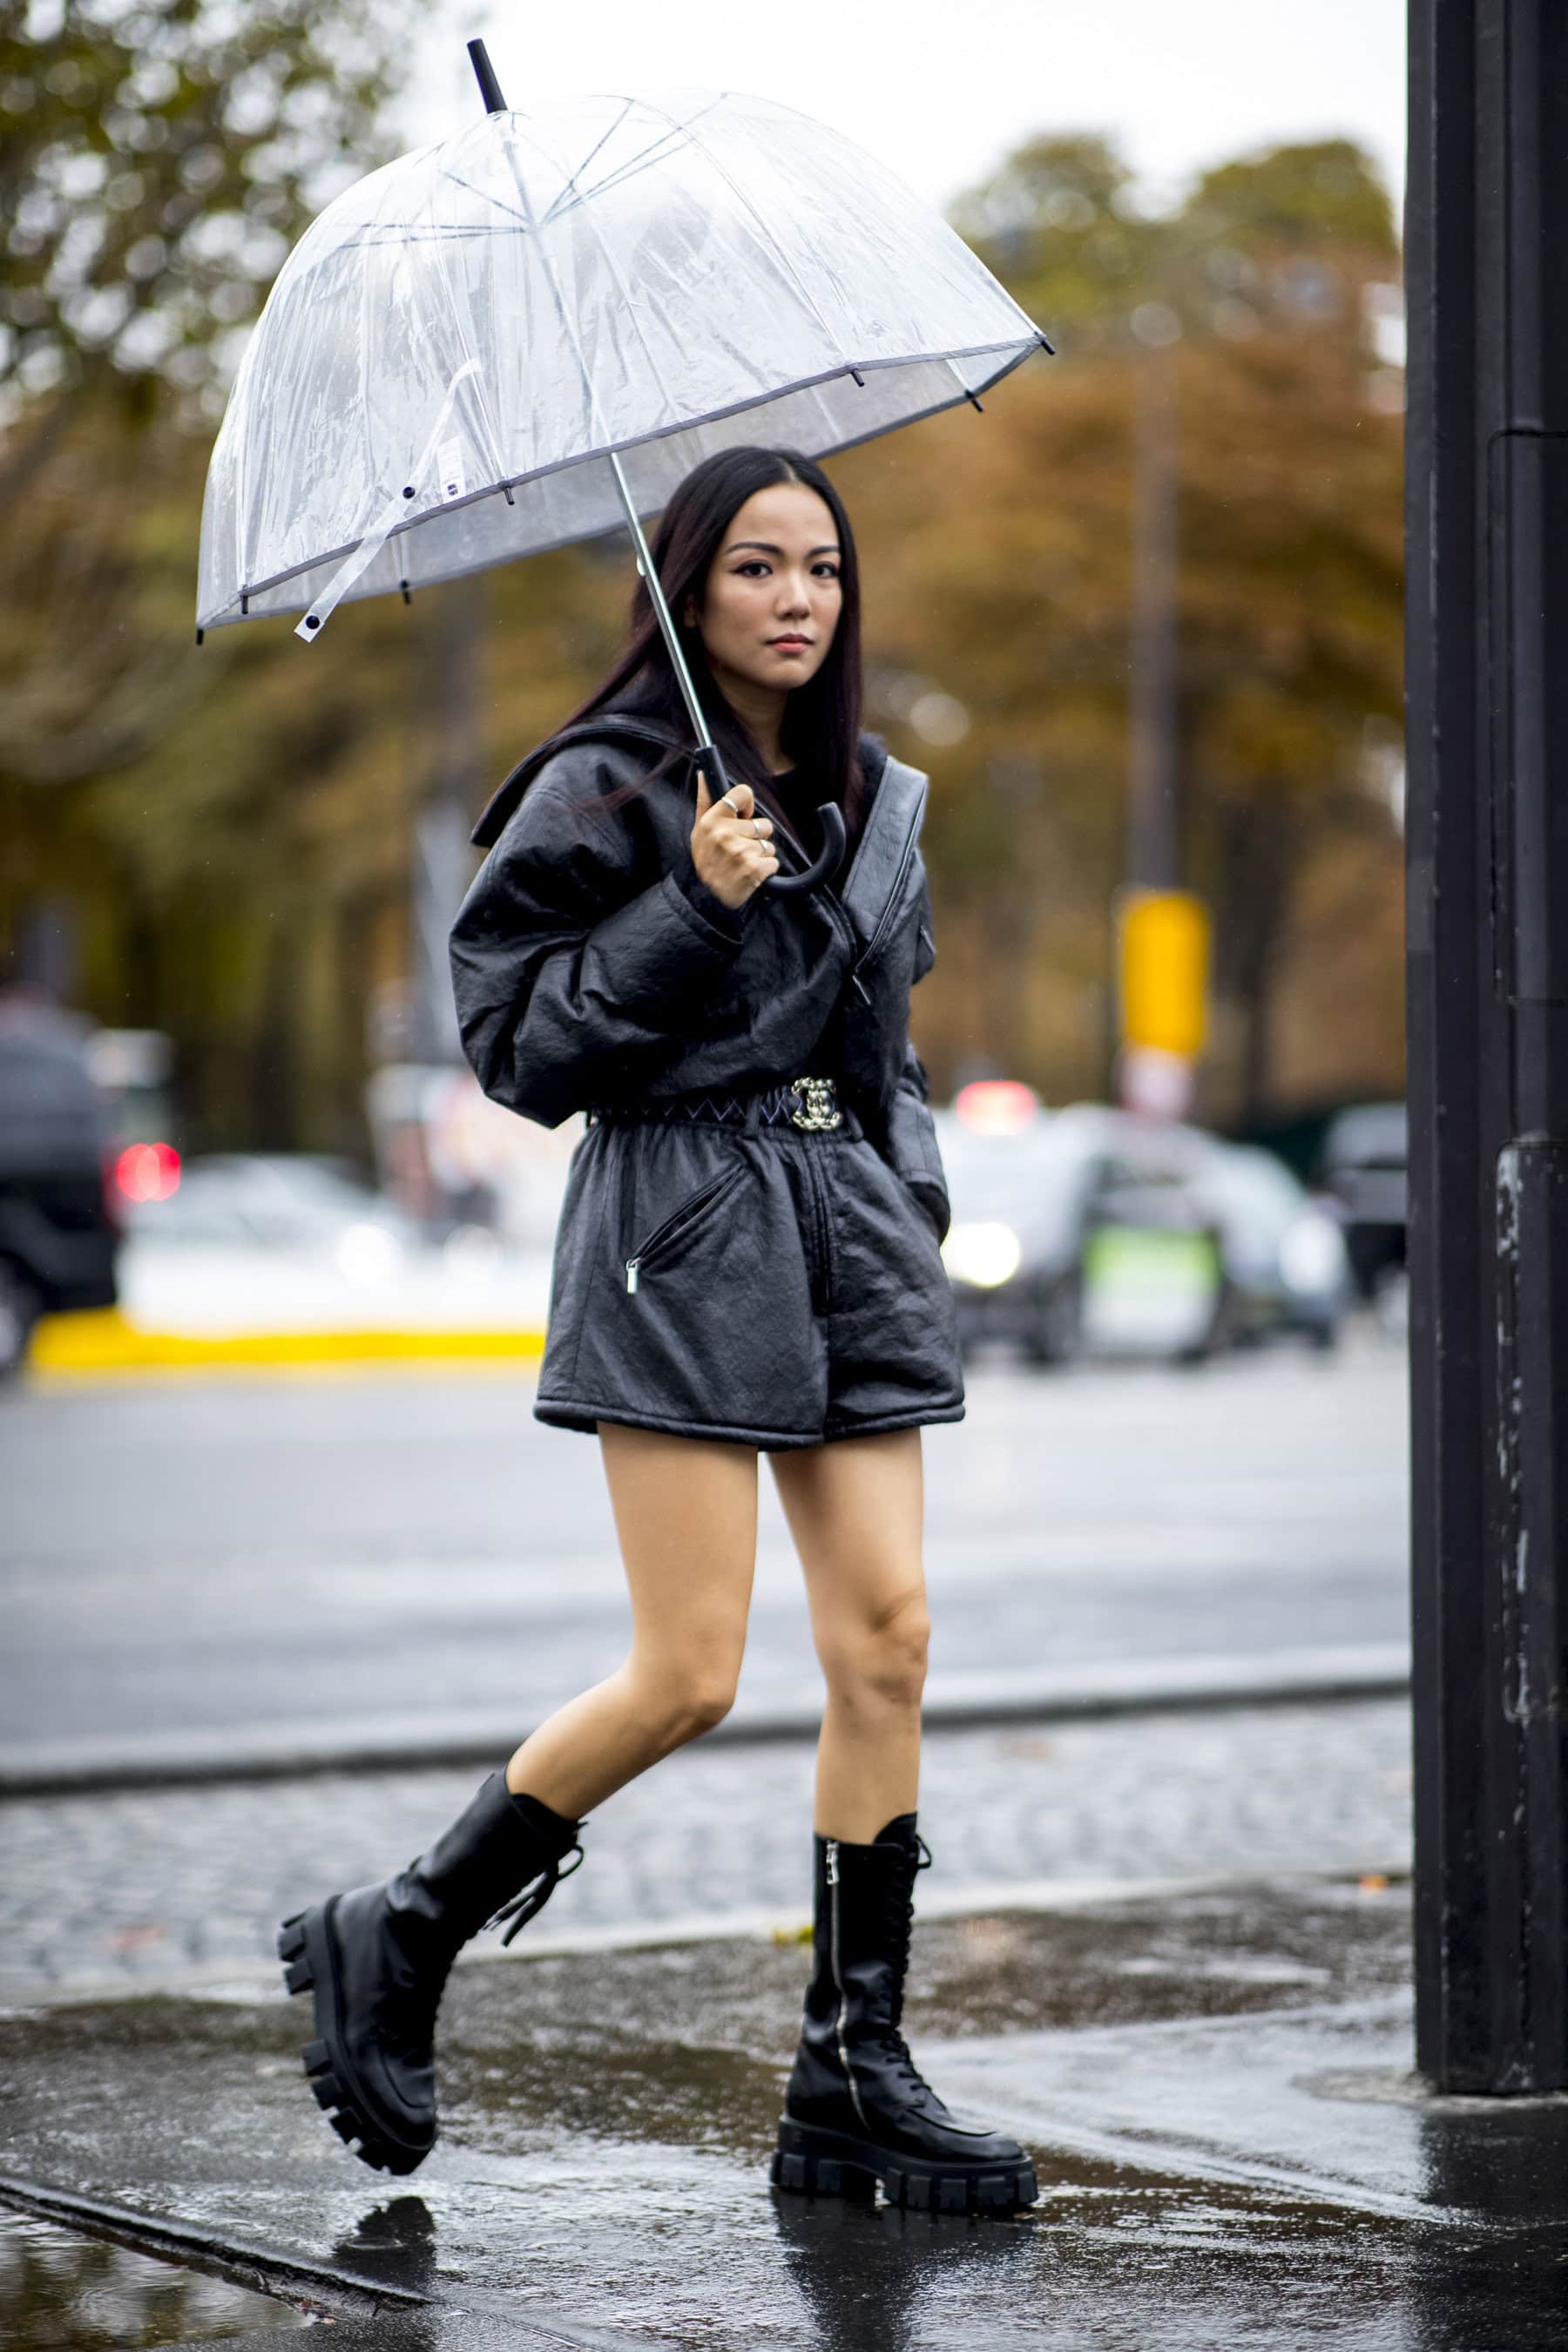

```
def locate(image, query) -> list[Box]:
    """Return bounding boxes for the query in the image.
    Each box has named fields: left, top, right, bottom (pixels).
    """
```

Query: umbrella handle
left=766, top=802, right=846, bottom=896
left=693, top=747, right=845, bottom=896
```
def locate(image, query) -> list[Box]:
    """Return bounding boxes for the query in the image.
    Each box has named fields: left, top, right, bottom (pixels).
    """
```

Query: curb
left=0, top=1646, right=1410, bottom=1800
left=0, top=2177, right=618, bottom=2348
left=0, top=1861, right=1414, bottom=2009
left=28, top=1308, right=547, bottom=1376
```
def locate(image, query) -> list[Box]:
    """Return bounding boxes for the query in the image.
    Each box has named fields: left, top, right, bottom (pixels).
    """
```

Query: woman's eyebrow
left=725, top=539, right=841, bottom=557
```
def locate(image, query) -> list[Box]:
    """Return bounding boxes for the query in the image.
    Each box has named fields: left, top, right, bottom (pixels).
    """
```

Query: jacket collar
left=469, top=715, right=684, bottom=849
left=469, top=716, right=929, bottom=955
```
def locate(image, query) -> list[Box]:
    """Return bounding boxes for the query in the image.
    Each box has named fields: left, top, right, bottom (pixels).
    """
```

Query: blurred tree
left=1, top=0, right=411, bottom=1146
left=0, top=0, right=396, bottom=443
left=0, top=0, right=400, bottom=785
left=841, top=133, right=1405, bottom=1123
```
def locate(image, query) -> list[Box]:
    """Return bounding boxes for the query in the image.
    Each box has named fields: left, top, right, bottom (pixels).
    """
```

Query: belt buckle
left=789, top=1075, right=842, bottom=1132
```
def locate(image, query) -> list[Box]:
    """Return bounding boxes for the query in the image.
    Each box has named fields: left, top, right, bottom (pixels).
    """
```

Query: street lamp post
left=1406, top=0, right=1568, bottom=2091
left=1127, top=340, right=1179, bottom=897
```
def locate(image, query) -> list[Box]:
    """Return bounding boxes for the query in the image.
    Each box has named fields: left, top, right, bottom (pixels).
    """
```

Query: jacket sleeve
left=881, top=865, right=951, bottom=1242
left=884, top=1040, right=951, bottom=1243
left=448, top=758, right=745, bottom=1128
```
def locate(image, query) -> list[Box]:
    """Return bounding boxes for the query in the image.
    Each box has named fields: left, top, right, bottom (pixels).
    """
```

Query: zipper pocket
left=848, top=828, right=922, bottom=1003
left=625, top=1168, right=733, bottom=1294
left=825, top=1838, right=870, bottom=2131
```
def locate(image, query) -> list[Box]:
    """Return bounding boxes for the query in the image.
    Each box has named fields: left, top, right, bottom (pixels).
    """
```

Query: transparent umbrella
left=197, top=44, right=1051, bottom=889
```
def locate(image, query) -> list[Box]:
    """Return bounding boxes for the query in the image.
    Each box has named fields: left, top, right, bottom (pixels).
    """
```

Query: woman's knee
left=625, top=1651, right=743, bottom=1748
left=820, top=1589, right=930, bottom=1713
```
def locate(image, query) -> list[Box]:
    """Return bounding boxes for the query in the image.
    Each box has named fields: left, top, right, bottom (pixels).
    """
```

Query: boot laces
left=877, top=1834, right=933, bottom=2086
left=484, top=1842, right=584, bottom=1946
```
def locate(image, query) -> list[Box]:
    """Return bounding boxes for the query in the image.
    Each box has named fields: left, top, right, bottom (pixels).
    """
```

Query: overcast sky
left=402, top=0, right=1407, bottom=221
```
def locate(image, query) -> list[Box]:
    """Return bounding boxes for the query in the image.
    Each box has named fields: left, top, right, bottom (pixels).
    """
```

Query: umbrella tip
left=467, top=37, right=507, bottom=115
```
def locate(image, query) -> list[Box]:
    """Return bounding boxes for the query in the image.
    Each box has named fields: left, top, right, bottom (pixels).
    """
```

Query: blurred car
left=1190, top=1144, right=1350, bottom=1351
left=125, top=1152, right=417, bottom=1276
left=937, top=1099, right=1225, bottom=1365
left=1317, top=1101, right=1407, bottom=1304
left=0, top=1001, right=119, bottom=1377
left=935, top=1096, right=1097, bottom=1363
left=936, top=1097, right=1348, bottom=1368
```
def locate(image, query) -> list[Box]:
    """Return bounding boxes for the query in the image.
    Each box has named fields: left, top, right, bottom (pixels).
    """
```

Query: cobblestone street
left=0, top=1698, right=1410, bottom=2002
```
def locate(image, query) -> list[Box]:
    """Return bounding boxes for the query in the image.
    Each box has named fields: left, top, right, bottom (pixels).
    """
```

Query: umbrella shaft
left=607, top=449, right=717, bottom=762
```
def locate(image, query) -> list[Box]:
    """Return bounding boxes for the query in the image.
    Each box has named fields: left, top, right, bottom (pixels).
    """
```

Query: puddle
left=0, top=2205, right=309, bottom=2348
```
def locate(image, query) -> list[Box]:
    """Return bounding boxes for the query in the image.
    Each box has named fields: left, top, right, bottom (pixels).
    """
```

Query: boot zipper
left=825, top=1839, right=870, bottom=2132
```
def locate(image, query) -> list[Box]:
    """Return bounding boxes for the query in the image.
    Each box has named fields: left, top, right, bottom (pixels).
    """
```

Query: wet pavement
left=0, top=2202, right=307, bottom=2345
left=5, top=1878, right=1568, bottom=2349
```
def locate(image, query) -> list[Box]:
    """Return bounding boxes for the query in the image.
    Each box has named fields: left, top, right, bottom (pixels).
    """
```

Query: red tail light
left=114, top=1141, right=182, bottom=1204
left=955, top=1080, right=1040, bottom=1136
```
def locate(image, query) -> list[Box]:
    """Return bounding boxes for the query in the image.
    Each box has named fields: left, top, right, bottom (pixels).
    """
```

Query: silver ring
left=753, top=817, right=762, bottom=838
left=720, top=792, right=740, bottom=816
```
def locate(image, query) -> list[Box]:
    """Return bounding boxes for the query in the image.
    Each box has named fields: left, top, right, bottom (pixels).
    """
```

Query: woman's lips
left=768, top=636, right=810, bottom=649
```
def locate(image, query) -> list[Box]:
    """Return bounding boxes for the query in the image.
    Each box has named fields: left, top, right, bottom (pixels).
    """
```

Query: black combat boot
left=277, top=1772, right=582, bottom=2175
left=773, top=1815, right=1037, bottom=2214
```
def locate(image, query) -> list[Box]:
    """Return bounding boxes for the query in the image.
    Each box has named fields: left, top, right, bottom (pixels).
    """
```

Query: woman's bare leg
left=767, top=1429, right=929, bottom=1842
left=504, top=1423, right=759, bottom=1818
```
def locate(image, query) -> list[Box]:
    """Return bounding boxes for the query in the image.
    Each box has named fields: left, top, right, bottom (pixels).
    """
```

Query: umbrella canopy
left=196, top=84, right=1047, bottom=637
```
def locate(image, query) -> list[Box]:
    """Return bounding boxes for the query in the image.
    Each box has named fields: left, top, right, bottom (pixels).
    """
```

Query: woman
left=278, top=445, right=1036, bottom=2217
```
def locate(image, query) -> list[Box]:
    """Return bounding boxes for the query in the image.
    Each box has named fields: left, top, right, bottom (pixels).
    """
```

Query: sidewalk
left=3, top=1868, right=1565, bottom=2349
left=2, top=1701, right=1410, bottom=2002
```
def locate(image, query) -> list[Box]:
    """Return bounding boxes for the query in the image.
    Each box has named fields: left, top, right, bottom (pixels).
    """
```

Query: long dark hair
left=560, top=445, right=866, bottom=842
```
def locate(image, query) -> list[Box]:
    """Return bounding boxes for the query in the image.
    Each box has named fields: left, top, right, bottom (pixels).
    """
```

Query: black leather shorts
left=533, top=1089, right=965, bottom=1450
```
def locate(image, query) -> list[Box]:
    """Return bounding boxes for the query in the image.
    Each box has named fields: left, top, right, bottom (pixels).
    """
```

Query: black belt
left=587, top=1074, right=859, bottom=1135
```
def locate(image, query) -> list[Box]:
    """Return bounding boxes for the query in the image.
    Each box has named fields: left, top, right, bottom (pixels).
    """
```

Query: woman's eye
left=814, top=564, right=841, bottom=580
left=735, top=561, right=770, bottom=577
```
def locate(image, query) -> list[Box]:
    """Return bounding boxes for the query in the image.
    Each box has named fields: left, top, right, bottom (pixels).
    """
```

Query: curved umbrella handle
left=766, top=802, right=847, bottom=896
left=692, top=747, right=844, bottom=896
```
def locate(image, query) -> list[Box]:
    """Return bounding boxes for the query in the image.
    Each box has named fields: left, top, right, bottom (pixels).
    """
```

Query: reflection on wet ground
left=0, top=2205, right=306, bottom=2347
left=3, top=1882, right=1568, bottom=2349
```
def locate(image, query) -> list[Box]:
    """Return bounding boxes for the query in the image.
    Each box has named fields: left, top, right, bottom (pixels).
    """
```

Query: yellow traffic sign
left=1118, top=889, right=1210, bottom=1059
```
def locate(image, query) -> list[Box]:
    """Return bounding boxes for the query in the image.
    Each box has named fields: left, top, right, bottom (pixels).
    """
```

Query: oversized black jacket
left=447, top=713, right=951, bottom=1236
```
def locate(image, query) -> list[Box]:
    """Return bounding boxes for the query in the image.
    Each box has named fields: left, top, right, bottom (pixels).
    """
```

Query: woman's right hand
left=691, top=769, right=779, bottom=909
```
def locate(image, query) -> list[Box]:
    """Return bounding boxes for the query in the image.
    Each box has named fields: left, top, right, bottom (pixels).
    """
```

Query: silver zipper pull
left=825, top=1839, right=839, bottom=1884
left=625, top=1258, right=641, bottom=1294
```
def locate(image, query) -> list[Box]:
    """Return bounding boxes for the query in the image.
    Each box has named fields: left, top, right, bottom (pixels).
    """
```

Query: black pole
left=1407, top=0, right=1568, bottom=2092
left=1126, top=345, right=1179, bottom=893
left=467, top=38, right=507, bottom=115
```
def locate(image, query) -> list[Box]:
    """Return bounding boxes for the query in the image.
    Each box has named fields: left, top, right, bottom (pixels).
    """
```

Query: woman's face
left=686, top=481, right=843, bottom=705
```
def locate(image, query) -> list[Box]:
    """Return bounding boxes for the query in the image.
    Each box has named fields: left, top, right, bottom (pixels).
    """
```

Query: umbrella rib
left=536, top=96, right=638, bottom=230
left=535, top=98, right=727, bottom=226
left=563, top=163, right=693, bottom=446
left=433, top=159, right=532, bottom=229
left=636, top=93, right=862, bottom=385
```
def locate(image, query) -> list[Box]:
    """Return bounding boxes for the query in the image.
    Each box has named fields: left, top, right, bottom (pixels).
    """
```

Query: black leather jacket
left=448, top=713, right=951, bottom=1236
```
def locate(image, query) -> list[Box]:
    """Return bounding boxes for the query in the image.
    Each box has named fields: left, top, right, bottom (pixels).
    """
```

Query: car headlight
left=1278, top=1213, right=1346, bottom=1297
left=337, top=1221, right=403, bottom=1282
left=940, top=1221, right=1023, bottom=1288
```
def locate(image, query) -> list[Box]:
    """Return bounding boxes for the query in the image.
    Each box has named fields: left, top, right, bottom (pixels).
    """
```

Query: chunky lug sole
left=771, top=2117, right=1037, bottom=2215
left=276, top=1902, right=432, bottom=2178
